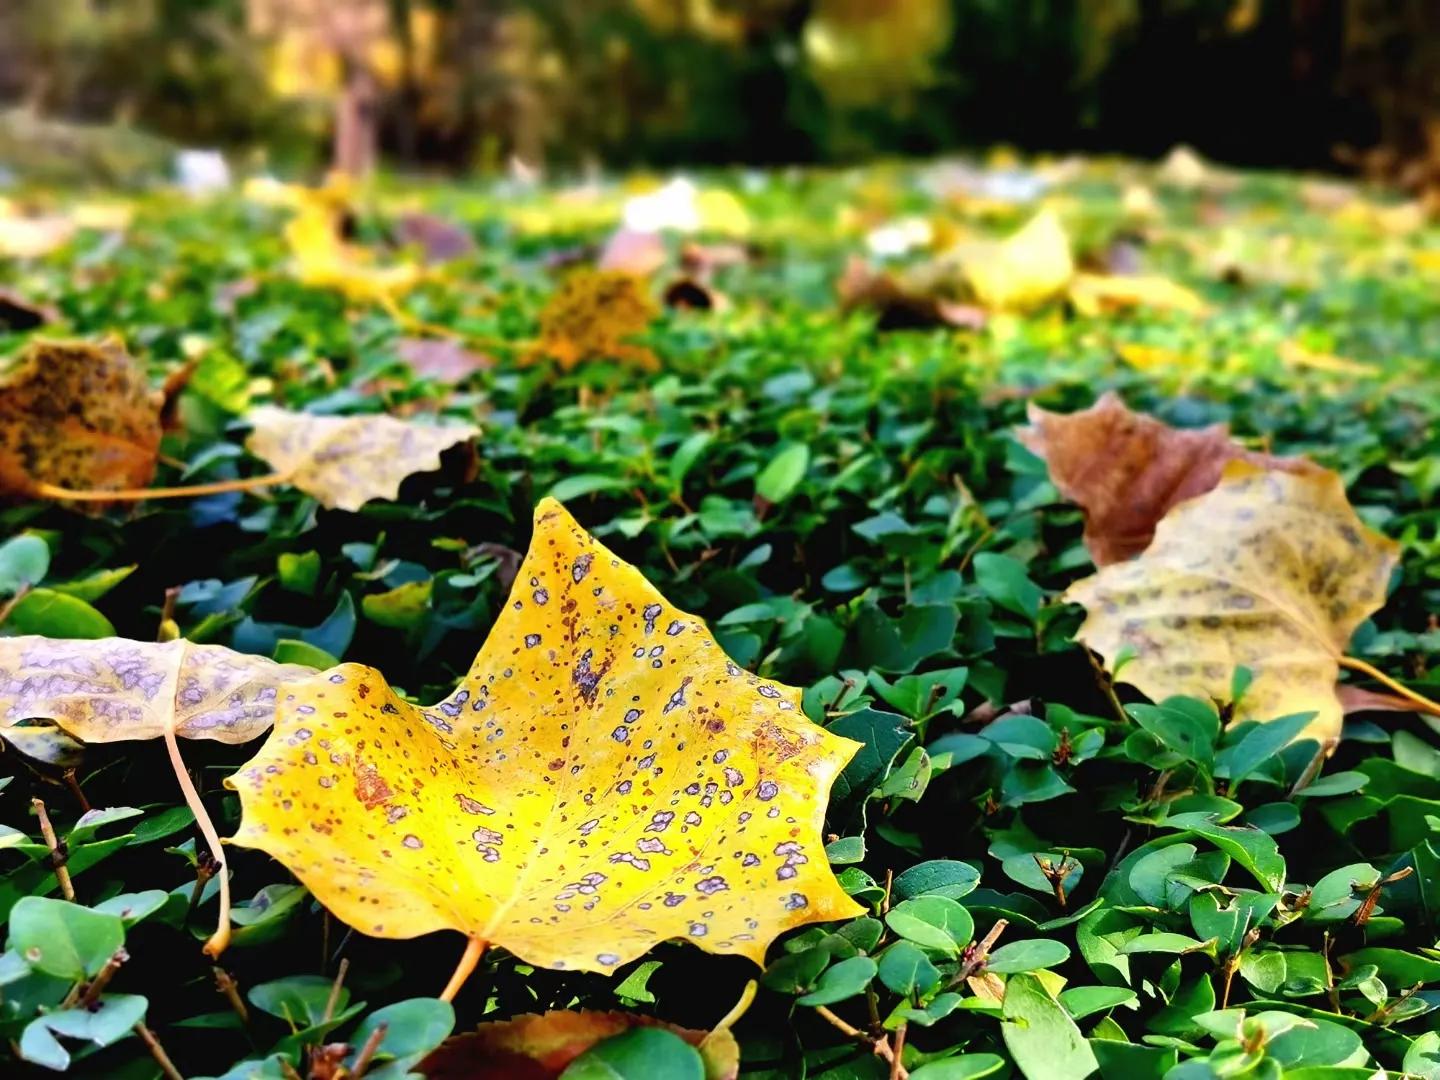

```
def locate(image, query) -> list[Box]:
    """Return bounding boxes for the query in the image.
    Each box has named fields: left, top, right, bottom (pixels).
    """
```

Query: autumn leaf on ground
left=529, top=269, right=660, bottom=371
left=421, top=1009, right=739, bottom=1080
left=0, top=338, right=162, bottom=500
left=0, top=287, right=57, bottom=331
left=599, top=228, right=668, bottom=277
left=396, top=338, right=494, bottom=384
left=394, top=212, right=476, bottom=264
left=1067, top=462, right=1399, bottom=744
left=244, top=406, right=480, bottom=511
left=229, top=498, right=863, bottom=989
left=1068, top=273, right=1210, bottom=317
left=1019, top=392, right=1313, bottom=565
left=285, top=203, right=422, bottom=304
left=837, top=256, right=986, bottom=331
left=0, top=635, right=313, bottom=955
left=0, top=205, right=75, bottom=259
left=958, top=207, right=1074, bottom=311
left=1278, top=341, right=1376, bottom=377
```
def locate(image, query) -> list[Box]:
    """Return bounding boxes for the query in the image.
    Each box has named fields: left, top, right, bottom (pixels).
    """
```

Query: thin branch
left=323, top=958, right=350, bottom=1023
left=350, top=1021, right=388, bottom=1079
left=31, top=797, right=74, bottom=901
left=947, top=918, right=1009, bottom=989
left=78, top=948, right=128, bottom=1009
left=33, top=472, right=291, bottom=503
left=812, top=1006, right=905, bottom=1077
left=135, top=1022, right=185, bottom=1080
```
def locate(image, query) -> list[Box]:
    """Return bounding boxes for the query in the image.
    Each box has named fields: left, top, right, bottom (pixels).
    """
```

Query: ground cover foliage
left=0, top=155, right=1438, bottom=1078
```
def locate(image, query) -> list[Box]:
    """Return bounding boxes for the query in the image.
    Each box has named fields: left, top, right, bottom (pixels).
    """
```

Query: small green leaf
left=755, top=442, right=809, bottom=504
left=797, top=955, right=877, bottom=1006
left=560, top=1027, right=704, bottom=1080
left=8, top=897, right=125, bottom=980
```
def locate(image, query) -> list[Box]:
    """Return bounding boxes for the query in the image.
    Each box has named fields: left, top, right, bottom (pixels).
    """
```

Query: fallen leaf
left=396, top=338, right=494, bottom=384
left=394, top=212, right=475, bottom=264
left=1278, top=341, right=1376, bottom=377
left=1018, top=392, right=1312, bottom=565
left=958, top=207, right=1074, bottom=311
left=0, top=337, right=162, bottom=499
left=0, top=635, right=312, bottom=746
left=599, top=228, right=668, bottom=277
left=1337, top=685, right=1420, bottom=715
left=530, top=269, right=660, bottom=371
left=0, top=210, right=75, bottom=259
left=286, top=203, right=422, bottom=304
left=229, top=498, right=864, bottom=977
left=663, top=278, right=727, bottom=312
left=1068, top=273, right=1210, bottom=317
left=837, top=257, right=986, bottom=331
left=0, top=287, right=57, bottom=330
left=1067, top=462, right=1399, bottom=743
left=244, top=406, right=480, bottom=512
left=421, top=1009, right=738, bottom=1080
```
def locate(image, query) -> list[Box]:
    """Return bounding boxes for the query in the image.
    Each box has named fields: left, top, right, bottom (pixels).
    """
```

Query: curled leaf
left=1067, top=462, right=1400, bottom=743
left=530, top=269, right=659, bottom=371
left=0, top=286, right=57, bottom=331
left=244, top=406, right=479, bottom=512
left=421, top=1009, right=738, bottom=1080
left=0, top=635, right=313, bottom=746
left=0, top=338, right=161, bottom=499
left=1019, top=392, right=1312, bottom=565
left=838, top=257, right=987, bottom=332
left=230, top=498, right=863, bottom=975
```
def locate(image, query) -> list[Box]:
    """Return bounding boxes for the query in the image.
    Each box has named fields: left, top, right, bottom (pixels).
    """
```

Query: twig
left=350, top=1022, right=388, bottom=1079
left=135, top=1022, right=185, bottom=1080
left=62, top=769, right=91, bottom=814
left=323, top=957, right=350, bottom=1023
left=1287, top=740, right=1330, bottom=798
left=812, top=1006, right=906, bottom=1078
left=213, top=967, right=251, bottom=1026
left=947, top=918, right=1009, bottom=989
left=881, top=869, right=894, bottom=915
left=33, top=472, right=291, bottom=503
left=0, top=583, right=32, bottom=628
left=31, top=797, right=74, bottom=901
left=890, top=1023, right=907, bottom=1080
left=77, top=948, right=128, bottom=1009
left=1364, top=981, right=1425, bottom=1024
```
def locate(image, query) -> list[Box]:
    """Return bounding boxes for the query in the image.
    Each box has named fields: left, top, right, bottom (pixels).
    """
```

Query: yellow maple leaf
left=1069, top=273, right=1210, bottom=318
left=244, top=406, right=480, bottom=512
left=1067, top=462, right=1399, bottom=745
left=0, top=635, right=314, bottom=955
left=959, top=208, right=1074, bottom=311
left=229, top=498, right=863, bottom=990
left=530, top=269, right=660, bottom=371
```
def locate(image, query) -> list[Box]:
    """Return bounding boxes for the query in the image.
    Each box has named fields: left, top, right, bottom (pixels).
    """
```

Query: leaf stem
left=1338, top=655, right=1440, bottom=718
left=161, top=724, right=231, bottom=957
left=33, top=473, right=292, bottom=503
left=323, top=957, right=350, bottom=1023
left=135, top=1022, right=186, bottom=1080
left=811, top=1006, right=906, bottom=1077
left=439, top=936, right=487, bottom=1002
left=703, top=979, right=757, bottom=1044
left=31, top=797, right=74, bottom=901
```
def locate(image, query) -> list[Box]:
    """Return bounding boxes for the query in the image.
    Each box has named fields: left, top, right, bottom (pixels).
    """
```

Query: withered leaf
left=0, top=337, right=162, bottom=499
left=837, top=257, right=986, bottom=332
left=1067, top=462, right=1399, bottom=744
left=530, top=270, right=660, bottom=371
left=0, top=286, right=57, bottom=331
left=1019, top=392, right=1313, bottom=565
left=244, top=406, right=480, bottom=512
left=396, top=338, right=494, bottom=385
left=394, top=212, right=476, bottom=264
left=421, top=1009, right=738, bottom=1080
left=229, top=498, right=863, bottom=976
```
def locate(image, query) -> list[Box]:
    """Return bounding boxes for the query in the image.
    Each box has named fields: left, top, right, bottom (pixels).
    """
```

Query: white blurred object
left=865, top=217, right=934, bottom=258
left=175, top=150, right=232, bottom=194
left=622, top=177, right=699, bottom=233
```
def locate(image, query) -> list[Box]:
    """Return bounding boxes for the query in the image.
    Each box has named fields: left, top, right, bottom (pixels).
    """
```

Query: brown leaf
left=663, top=278, right=726, bottom=312
left=1019, top=392, right=1313, bottom=565
left=598, top=228, right=668, bottom=277
left=0, top=337, right=162, bottom=499
left=0, top=287, right=57, bottom=331
left=421, top=1010, right=738, bottom=1080
left=837, top=257, right=986, bottom=332
left=394, top=212, right=475, bottom=264
left=396, top=338, right=494, bottom=384
left=1337, top=685, right=1420, bottom=716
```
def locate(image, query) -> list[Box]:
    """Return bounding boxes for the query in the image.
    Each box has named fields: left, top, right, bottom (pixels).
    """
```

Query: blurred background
left=1, top=0, right=1439, bottom=184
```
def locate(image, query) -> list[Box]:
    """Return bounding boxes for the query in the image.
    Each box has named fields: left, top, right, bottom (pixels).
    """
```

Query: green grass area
left=1, top=159, right=1439, bottom=1079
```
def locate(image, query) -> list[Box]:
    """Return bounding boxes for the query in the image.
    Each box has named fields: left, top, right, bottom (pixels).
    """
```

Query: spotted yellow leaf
left=244, top=406, right=479, bottom=512
left=530, top=269, right=659, bottom=371
left=1067, top=462, right=1399, bottom=744
left=959, top=207, right=1074, bottom=311
left=229, top=498, right=864, bottom=975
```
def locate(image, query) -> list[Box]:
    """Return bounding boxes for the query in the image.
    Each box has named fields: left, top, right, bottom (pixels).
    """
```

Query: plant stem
left=135, top=1022, right=185, bottom=1080
left=890, top=1023, right=907, bottom=1080
left=703, top=979, right=756, bottom=1046
left=161, top=724, right=231, bottom=957
left=213, top=967, right=251, bottom=1027
left=31, top=797, right=74, bottom=901
left=1338, top=655, right=1440, bottom=718
left=439, top=936, right=487, bottom=1002
left=812, top=1006, right=905, bottom=1077
left=350, top=1021, right=389, bottom=1078
left=947, top=918, right=1009, bottom=989
left=33, top=473, right=291, bottom=503
left=323, top=957, right=350, bottom=1023
left=78, top=948, right=128, bottom=1009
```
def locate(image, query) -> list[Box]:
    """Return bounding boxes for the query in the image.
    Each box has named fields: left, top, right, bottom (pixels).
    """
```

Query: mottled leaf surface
left=244, top=406, right=479, bottom=512
left=1067, top=462, right=1399, bottom=742
left=230, top=499, right=863, bottom=972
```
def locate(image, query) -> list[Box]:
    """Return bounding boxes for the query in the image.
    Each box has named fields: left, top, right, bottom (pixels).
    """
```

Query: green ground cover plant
left=0, top=155, right=1438, bottom=1078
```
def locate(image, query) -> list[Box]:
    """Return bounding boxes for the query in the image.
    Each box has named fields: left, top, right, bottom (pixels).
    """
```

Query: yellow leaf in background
left=531, top=269, right=660, bottom=371
left=1069, top=273, right=1210, bottom=317
left=284, top=204, right=422, bottom=304
left=1067, top=462, right=1399, bottom=745
left=0, top=337, right=162, bottom=500
left=229, top=498, right=864, bottom=977
left=1122, top=184, right=1161, bottom=222
left=696, top=188, right=751, bottom=236
left=0, top=636, right=312, bottom=746
left=1158, top=145, right=1210, bottom=190
left=1278, top=341, right=1376, bottom=377
left=960, top=208, right=1074, bottom=311
left=0, top=211, right=75, bottom=259
left=244, top=406, right=479, bottom=512
left=70, top=202, right=133, bottom=232
left=1116, top=343, right=1197, bottom=370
